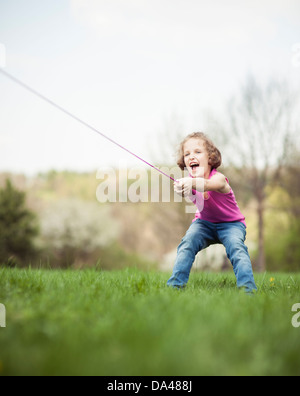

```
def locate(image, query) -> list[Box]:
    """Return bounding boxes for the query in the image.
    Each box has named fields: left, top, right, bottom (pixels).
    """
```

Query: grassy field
left=0, top=268, right=300, bottom=376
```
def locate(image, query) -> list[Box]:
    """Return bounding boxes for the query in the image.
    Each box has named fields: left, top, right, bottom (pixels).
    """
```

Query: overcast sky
left=0, top=0, right=299, bottom=175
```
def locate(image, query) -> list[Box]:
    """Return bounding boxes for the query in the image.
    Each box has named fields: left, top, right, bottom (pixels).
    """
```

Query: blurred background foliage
left=0, top=76, right=299, bottom=272
left=0, top=155, right=299, bottom=272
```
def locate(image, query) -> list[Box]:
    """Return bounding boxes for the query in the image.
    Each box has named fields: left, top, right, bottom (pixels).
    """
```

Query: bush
left=39, top=198, right=120, bottom=268
left=265, top=215, right=300, bottom=272
left=0, top=179, right=39, bottom=265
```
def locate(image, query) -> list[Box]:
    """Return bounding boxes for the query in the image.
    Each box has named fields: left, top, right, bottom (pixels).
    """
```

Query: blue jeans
left=167, top=220, right=257, bottom=293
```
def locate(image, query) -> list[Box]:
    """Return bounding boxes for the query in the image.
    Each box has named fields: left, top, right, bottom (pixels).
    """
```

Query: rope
left=0, top=68, right=176, bottom=182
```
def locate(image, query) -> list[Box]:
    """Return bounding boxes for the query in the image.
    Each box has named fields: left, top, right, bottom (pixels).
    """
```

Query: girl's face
left=183, top=138, right=211, bottom=178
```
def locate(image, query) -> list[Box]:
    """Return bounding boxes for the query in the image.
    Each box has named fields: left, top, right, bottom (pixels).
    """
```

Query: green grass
left=0, top=268, right=300, bottom=376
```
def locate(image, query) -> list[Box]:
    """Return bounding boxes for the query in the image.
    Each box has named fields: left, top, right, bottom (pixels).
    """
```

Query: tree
left=223, top=76, right=299, bottom=271
left=0, top=179, right=39, bottom=265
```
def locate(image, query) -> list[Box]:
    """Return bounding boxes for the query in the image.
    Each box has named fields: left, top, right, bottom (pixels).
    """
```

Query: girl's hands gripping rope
left=174, top=178, right=195, bottom=197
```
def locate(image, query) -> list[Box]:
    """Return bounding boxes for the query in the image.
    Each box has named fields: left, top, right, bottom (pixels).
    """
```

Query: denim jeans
left=167, top=219, right=257, bottom=293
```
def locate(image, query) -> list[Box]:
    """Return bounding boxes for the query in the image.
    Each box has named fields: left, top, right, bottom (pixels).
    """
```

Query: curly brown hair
left=177, top=132, right=222, bottom=171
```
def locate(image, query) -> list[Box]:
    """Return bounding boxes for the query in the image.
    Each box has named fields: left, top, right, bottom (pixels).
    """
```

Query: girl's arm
left=193, top=173, right=231, bottom=194
left=174, top=173, right=230, bottom=197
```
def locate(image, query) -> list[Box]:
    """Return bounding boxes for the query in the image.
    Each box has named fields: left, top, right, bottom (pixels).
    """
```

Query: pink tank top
left=191, top=169, right=246, bottom=227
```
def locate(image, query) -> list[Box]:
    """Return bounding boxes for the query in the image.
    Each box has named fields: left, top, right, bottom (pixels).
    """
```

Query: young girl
left=167, top=132, right=257, bottom=293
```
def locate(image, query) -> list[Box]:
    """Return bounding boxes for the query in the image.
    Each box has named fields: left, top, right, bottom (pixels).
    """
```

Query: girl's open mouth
left=191, top=164, right=200, bottom=171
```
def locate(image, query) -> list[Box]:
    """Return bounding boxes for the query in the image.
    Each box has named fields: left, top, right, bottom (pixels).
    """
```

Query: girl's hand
left=174, top=178, right=194, bottom=197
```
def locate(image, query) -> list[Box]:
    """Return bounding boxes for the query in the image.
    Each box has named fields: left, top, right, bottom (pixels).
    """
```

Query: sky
left=0, top=0, right=300, bottom=175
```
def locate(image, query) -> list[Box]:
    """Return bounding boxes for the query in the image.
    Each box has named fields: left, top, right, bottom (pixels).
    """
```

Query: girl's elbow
left=220, top=175, right=230, bottom=193
left=221, top=175, right=227, bottom=189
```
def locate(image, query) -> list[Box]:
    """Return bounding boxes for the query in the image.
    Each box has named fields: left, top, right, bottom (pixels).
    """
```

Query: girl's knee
left=226, top=239, right=250, bottom=261
left=179, top=233, right=204, bottom=253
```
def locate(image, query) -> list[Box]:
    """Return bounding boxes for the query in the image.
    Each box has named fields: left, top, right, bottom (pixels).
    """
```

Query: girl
left=167, top=132, right=257, bottom=293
